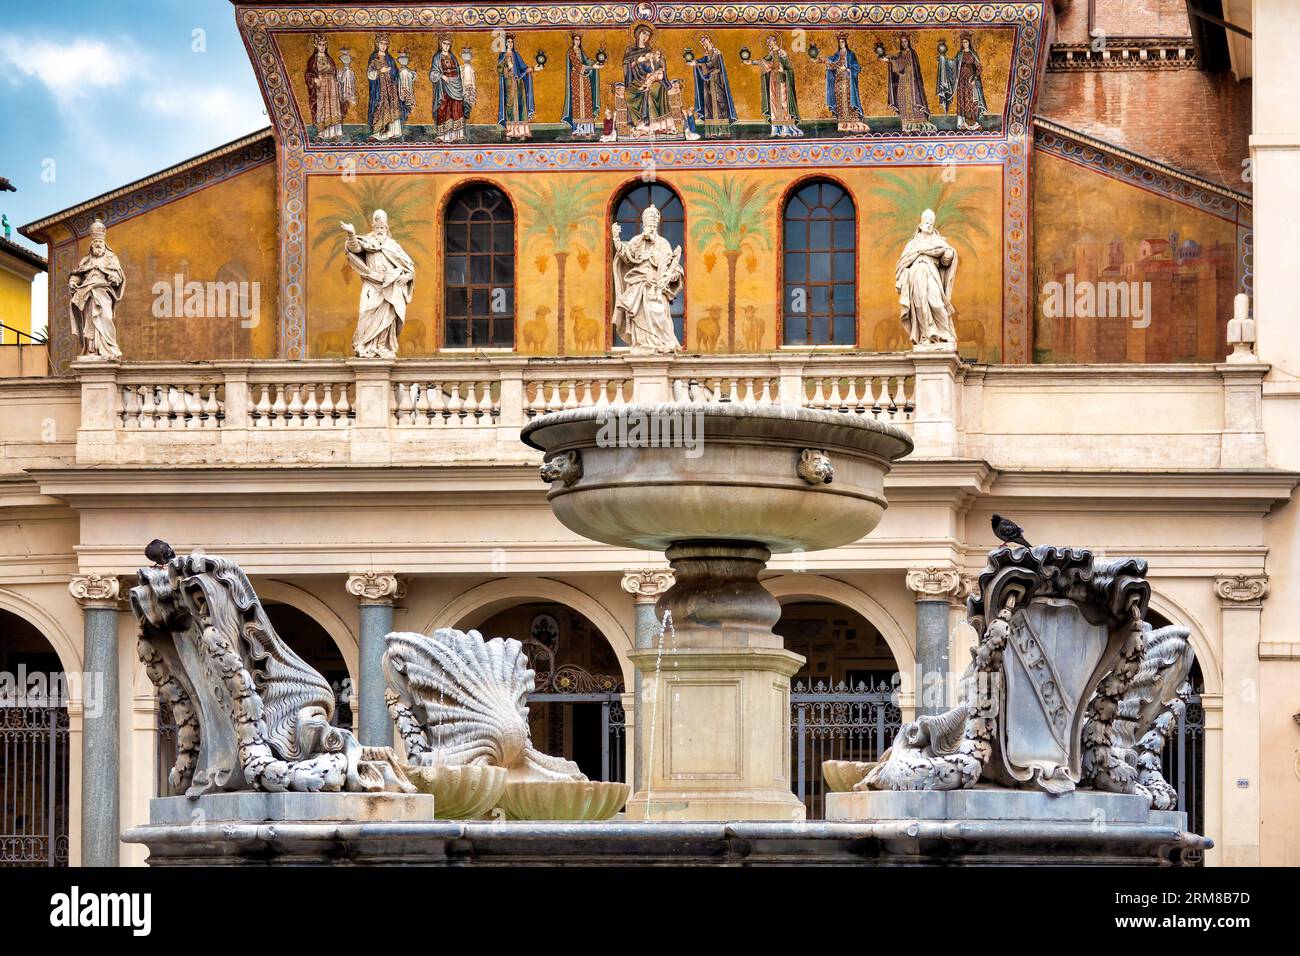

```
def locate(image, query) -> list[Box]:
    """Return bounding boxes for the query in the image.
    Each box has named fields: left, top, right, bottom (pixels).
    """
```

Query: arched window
left=612, top=182, right=686, bottom=346
left=782, top=180, right=856, bottom=346
left=444, top=185, right=515, bottom=348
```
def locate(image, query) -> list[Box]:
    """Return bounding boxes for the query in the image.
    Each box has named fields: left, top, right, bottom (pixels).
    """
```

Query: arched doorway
left=154, top=601, right=354, bottom=797
left=776, top=601, right=902, bottom=818
left=0, top=610, right=70, bottom=866
left=474, top=602, right=625, bottom=783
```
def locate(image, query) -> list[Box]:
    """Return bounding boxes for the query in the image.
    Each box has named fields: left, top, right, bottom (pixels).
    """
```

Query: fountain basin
left=404, top=764, right=508, bottom=820
left=521, top=403, right=913, bottom=554
left=822, top=760, right=876, bottom=793
left=497, top=780, right=631, bottom=821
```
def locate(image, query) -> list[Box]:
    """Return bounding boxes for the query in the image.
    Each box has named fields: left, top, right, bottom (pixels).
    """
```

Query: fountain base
left=627, top=644, right=806, bottom=822
left=123, top=818, right=1208, bottom=866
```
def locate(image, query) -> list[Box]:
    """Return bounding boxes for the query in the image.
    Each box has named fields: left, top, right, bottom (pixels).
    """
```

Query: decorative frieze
left=1047, top=39, right=1197, bottom=72
left=68, top=573, right=121, bottom=609
left=1214, top=574, right=1269, bottom=606
left=346, top=571, right=405, bottom=605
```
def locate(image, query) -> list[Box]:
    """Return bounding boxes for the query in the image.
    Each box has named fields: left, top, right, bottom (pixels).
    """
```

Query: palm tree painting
left=515, top=179, right=605, bottom=355
left=684, top=176, right=778, bottom=351
left=866, top=169, right=994, bottom=262
left=310, top=178, right=433, bottom=283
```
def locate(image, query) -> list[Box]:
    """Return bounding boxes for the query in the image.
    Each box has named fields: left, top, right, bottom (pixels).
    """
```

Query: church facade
left=2, top=0, right=1296, bottom=867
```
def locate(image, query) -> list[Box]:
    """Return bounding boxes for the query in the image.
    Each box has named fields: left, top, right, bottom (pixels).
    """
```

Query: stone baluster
left=302, top=384, right=320, bottom=427
left=319, top=383, right=336, bottom=428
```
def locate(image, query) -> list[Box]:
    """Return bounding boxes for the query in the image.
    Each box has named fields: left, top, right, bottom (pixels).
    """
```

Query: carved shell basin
left=822, top=760, right=876, bottom=793
left=404, top=764, right=508, bottom=820
left=497, top=780, right=631, bottom=821
left=522, top=404, right=913, bottom=554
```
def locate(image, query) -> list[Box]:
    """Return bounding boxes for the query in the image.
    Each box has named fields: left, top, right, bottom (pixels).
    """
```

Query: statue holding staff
left=69, top=220, right=125, bottom=360
left=611, top=205, right=683, bottom=354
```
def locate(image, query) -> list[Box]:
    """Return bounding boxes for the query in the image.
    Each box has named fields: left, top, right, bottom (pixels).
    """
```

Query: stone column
left=346, top=571, right=404, bottom=747
left=69, top=573, right=121, bottom=867
left=1215, top=573, right=1268, bottom=867
left=906, top=566, right=964, bottom=717
left=620, top=569, right=674, bottom=792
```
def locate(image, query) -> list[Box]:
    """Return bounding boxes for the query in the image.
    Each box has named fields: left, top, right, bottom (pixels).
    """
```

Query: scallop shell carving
left=383, top=628, right=584, bottom=782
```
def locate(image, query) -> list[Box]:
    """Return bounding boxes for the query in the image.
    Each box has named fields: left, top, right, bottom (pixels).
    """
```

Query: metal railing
left=791, top=679, right=902, bottom=820
left=0, top=706, right=69, bottom=867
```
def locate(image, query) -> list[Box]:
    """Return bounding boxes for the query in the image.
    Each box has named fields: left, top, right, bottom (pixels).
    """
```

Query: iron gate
left=0, top=706, right=70, bottom=866
left=1162, top=693, right=1205, bottom=838
left=526, top=692, right=626, bottom=782
left=791, top=680, right=901, bottom=819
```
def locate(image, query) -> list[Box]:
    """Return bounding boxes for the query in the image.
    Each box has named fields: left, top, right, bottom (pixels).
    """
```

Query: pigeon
left=0, top=177, right=14, bottom=193
left=144, top=539, right=176, bottom=568
left=991, top=514, right=1031, bottom=550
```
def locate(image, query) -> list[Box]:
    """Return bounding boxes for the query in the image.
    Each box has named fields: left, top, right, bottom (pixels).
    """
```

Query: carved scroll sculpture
left=132, top=552, right=413, bottom=797
left=1093, top=623, right=1195, bottom=809
left=383, top=628, right=585, bottom=781
left=863, top=546, right=1194, bottom=809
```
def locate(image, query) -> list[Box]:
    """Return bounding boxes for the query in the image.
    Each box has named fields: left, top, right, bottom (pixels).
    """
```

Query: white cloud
left=140, top=84, right=266, bottom=143
left=0, top=36, right=137, bottom=104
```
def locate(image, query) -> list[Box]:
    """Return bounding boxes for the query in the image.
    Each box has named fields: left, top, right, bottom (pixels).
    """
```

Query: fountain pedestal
left=627, top=645, right=805, bottom=821
left=627, top=540, right=805, bottom=820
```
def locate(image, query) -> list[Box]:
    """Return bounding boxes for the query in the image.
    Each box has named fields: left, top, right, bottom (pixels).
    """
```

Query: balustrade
left=71, top=353, right=948, bottom=465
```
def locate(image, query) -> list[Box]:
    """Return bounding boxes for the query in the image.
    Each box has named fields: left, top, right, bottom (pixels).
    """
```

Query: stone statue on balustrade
left=132, top=548, right=413, bottom=797
left=895, top=208, right=958, bottom=350
left=342, top=208, right=415, bottom=359
left=611, top=204, right=683, bottom=355
left=859, top=545, right=1195, bottom=810
left=69, top=220, right=125, bottom=360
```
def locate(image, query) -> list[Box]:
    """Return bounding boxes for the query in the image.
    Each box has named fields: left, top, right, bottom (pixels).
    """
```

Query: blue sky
left=0, top=0, right=267, bottom=258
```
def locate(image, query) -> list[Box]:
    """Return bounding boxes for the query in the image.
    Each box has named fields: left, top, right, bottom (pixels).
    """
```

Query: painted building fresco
left=41, top=161, right=279, bottom=369
left=1031, top=146, right=1248, bottom=364
left=305, top=165, right=1004, bottom=361
left=279, top=24, right=1014, bottom=146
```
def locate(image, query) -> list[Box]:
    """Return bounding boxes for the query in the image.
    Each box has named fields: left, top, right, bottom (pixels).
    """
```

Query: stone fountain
left=521, top=402, right=914, bottom=820
left=123, top=406, right=1210, bottom=864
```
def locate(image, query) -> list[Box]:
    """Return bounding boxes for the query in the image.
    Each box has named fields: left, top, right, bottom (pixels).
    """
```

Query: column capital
left=905, top=566, right=965, bottom=602
left=69, top=573, right=121, bottom=609
left=346, top=571, right=405, bottom=606
left=621, top=569, right=674, bottom=602
left=1214, top=574, right=1269, bottom=606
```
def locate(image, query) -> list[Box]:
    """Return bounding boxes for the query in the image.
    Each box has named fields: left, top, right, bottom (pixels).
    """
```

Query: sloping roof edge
left=20, top=127, right=275, bottom=242
left=1033, top=116, right=1252, bottom=206
left=0, top=235, right=48, bottom=272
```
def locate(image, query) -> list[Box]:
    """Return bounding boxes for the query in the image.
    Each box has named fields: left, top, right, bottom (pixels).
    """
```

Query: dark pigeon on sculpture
left=144, top=539, right=176, bottom=568
left=990, top=514, right=1031, bottom=550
